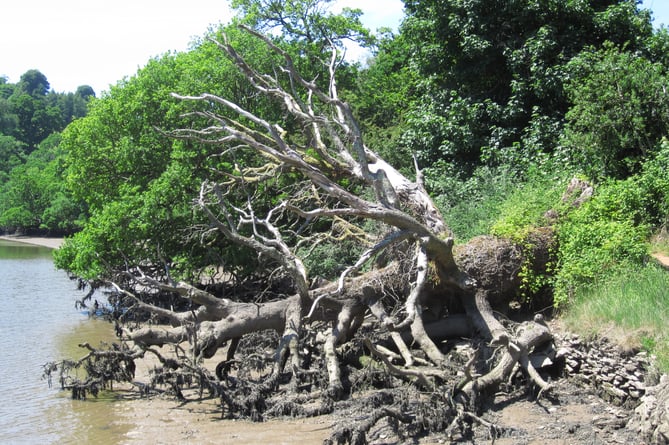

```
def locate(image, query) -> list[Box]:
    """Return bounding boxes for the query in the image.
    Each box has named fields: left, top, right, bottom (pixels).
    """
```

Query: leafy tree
left=562, top=43, right=669, bottom=179
left=75, top=85, right=95, bottom=99
left=0, top=72, right=94, bottom=234
left=231, top=0, right=374, bottom=49
left=348, top=30, right=418, bottom=174
left=0, top=97, right=19, bottom=135
left=0, top=71, right=93, bottom=151
left=56, top=1, right=378, bottom=280
left=7, top=71, right=61, bottom=149
left=18, top=69, right=50, bottom=97
left=0, top=134, right=25, bottom=180
left=0, top=133, right=85, bottom=235
left=400, top=0, right=654, bottom=179
left=0, top=76, right=14, bottom=98
left=48, top=19, right=568, bottom=444
left=54, top=88, right=95, bottom=125
left=56, top=27, right=287, bottom=278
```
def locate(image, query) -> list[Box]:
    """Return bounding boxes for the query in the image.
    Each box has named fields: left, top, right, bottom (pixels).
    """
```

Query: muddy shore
left=4, top=235, right=661, bottom=443
left=0, top=235, right=64, bottom=249
left=0, top=235, right=330, bottom=443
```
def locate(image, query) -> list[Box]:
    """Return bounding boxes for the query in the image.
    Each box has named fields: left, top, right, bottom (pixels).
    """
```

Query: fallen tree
left=46, top=25, right=573, bottom=443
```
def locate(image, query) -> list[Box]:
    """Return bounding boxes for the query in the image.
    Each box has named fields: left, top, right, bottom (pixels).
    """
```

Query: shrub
left=430, top=165, right=521, bottom=242
left=488, top=171, right=566, bottom=301
left=554, top=178, right=651, bottom=306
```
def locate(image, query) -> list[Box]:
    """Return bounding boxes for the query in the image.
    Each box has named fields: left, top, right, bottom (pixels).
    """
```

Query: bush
left=554, top=178, right=651, bottom=306
left=490, top=171, right=566, bottom=240
left=637, top=139, right=669, bottom=227
left=299, top=239, right=365, bottom=281
left=562, top=44, right=669, bottom=179
left=428, top=165, right=521, bottom=242
left=487, top=171, right=567, bottom=301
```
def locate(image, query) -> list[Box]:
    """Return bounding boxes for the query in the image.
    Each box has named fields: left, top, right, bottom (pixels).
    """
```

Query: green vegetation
left=0, top=70, right=93, bottom=235
left=564, top=264, right=669, bottom=370
left=2, top=0, right=669, bottom=368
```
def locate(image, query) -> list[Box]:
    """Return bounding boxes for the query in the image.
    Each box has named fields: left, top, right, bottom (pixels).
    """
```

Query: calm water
left=0, top=240, right=128, bottom=444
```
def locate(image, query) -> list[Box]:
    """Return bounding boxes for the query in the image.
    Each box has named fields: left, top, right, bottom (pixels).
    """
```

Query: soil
left=455, top=381, right=635, bottom=445
left=110, top=348, right=334, bottom=444
left=108, top=368, right=641, bottom=445
left=652, top=252, right=669, bottom=270
left=115, top=397, right=332, bottom=444
left=106, top=321, right=655, bottom=445
left=10, top=234, right=661, bottom=443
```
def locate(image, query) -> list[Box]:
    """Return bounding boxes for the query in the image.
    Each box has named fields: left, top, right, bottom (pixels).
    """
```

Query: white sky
left=0, top=0, right=404, bottom=95
left=1, top=0, right=665, bottom=95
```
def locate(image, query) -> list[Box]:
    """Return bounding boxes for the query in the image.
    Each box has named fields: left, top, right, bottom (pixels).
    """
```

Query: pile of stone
left=529, top=330, right=669, bottom=443
left=549, top=333, right=654, bottom=405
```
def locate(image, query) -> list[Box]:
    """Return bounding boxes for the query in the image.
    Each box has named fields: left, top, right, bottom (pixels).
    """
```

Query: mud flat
left=0, top=235, right=64, bottom=249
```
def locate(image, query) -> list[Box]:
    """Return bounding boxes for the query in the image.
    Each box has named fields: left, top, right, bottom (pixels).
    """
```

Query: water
left=0, top=240, right=127, bottom=444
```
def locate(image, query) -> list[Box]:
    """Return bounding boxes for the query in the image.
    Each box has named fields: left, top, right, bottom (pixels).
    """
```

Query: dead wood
left=47, top=25, right=572, bottom=444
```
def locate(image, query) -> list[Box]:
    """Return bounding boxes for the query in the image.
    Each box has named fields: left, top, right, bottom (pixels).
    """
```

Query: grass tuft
left=564, top=264, right=669, bottom=371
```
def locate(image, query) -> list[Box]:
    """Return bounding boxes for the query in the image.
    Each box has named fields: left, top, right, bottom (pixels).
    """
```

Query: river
left=0, top=239, right=334, bottom=444
left=0, top=239, right=128, bottom=444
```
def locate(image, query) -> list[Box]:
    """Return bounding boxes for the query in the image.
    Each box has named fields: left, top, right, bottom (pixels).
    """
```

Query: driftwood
left=47, top=25, right=566, bottom=443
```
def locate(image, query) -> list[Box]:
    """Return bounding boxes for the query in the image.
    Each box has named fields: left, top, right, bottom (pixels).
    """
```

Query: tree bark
left=50, top=24, right=566, bottom=444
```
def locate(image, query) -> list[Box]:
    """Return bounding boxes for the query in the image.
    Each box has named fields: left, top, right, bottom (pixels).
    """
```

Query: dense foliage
left=2, top=0, right=668, bottom=316
left=0, top=71, right=94, bottom=234
left=400, top=0, right=654, bottom=180
left=53, top=5, right=370, bottom=281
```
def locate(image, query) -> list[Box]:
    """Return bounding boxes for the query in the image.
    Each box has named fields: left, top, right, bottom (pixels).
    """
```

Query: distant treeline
left=0, top=70, right=94, bottom=235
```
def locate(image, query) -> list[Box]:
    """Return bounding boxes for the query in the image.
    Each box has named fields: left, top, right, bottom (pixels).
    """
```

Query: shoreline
left=0, top=235, right=64, bottom=249
left=0, top=233, right=332, bottom=443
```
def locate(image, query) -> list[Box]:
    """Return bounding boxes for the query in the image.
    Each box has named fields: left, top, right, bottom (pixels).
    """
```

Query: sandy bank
left=0, top=235, right=64, bottom=249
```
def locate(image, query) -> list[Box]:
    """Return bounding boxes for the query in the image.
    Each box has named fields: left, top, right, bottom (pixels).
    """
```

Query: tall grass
left=564, top=263, right=669, bottom=371
left=436, top=166, right=520, bottom=242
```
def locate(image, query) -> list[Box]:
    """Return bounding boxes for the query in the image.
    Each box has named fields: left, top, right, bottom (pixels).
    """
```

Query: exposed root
left=326, top=406, right=414, bottom=445
left=459, top=315, right=553, bottom=404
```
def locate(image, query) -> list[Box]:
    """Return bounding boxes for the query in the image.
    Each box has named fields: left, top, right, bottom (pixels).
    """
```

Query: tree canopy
left=399, top=0, right=655, bottom=179
left=0, top=70, right=94, bottom=235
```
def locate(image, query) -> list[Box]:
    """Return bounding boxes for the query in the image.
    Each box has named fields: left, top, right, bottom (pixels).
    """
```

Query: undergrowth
left=564, top=263, right=669, bottom=372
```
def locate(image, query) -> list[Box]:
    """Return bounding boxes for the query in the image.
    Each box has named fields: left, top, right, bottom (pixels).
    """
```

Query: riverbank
left=0, top=235, right=64, bottom=249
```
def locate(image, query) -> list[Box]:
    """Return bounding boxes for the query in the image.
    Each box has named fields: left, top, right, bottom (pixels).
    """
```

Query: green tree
left=0, top=134, right=25, bottom=180
left=562, top=44, right=669, bottom=179
left=0, top=73, right=93, bottom=235
left=56, top=2, right=377, bottom=280
left=231, top=0, right=373, bottom=49
left=400, top=0, right=653, bottom=178
left=8, top=70, right=64, bottom=149
left=0, top=133, right=85, bottom=235
left=2, top=70, right=92, bottom=150
left=56, top=27, right=284, bottom=278
left=349, top=30, right=418, bottom=174
left=18, top=69, right=50, bottom=97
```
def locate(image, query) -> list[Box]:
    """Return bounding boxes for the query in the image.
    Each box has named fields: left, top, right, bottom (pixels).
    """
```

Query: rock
left=628, top=375, right=669, bottom=444
left=555, top=347, right=571, bottom=360
left=602, top=382, right=627, bottom=399
left=530, top=352, right=554, bottom=369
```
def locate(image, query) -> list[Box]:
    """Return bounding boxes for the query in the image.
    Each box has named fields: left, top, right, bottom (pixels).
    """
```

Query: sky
left=0, top=0, right=666, bottom=95
left=643, top=0, right=669, bottom=29
left=0, top=0, right=403, bottom=95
